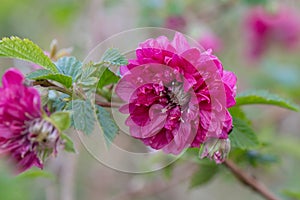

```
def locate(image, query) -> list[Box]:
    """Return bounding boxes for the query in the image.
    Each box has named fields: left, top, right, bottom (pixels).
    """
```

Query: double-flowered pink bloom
left=0, top=69, right=60, bottom=172
left=116, top=32, right=237, bottom=163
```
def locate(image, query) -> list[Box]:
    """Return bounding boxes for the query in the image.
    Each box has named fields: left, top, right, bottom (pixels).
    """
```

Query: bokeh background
left=0, top=0, right=300, bottom=200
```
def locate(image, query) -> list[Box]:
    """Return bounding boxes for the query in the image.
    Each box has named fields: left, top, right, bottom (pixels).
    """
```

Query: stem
left=223, top=160, right=280, bottom=200
left=47, top=86, right=73, bottom=96
left=33, top=80, right=121, bottom=108
left=33, top=80, right=73, bottom=96
left=94, top=99, right=122, bottom=108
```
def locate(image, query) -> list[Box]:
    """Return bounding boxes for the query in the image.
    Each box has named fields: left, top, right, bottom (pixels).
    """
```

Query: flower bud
left=200, top=138, right=231, bottom=164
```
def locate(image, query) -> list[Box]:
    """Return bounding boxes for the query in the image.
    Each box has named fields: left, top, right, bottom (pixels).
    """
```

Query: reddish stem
left=223, top=160, right=280, bottom=200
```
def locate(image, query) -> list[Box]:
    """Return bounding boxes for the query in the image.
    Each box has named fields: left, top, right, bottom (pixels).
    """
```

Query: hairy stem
left=223, top=160, right=280, bottom=200
left=33, top=80, right=73, bottom=96
left=33, top=80, right=120, bottom=107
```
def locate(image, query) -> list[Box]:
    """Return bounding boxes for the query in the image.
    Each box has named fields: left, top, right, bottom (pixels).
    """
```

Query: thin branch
left=33, top=80, right=122, bottom=108
left=223, top=160, right=280, bottom=200
left=47, top=86, right=73, bottom=96
left=33, top=80, right=73, bottom=96
left=33, top=79, right=56, bottom=87
left=94, top=99, right=122, bottom=108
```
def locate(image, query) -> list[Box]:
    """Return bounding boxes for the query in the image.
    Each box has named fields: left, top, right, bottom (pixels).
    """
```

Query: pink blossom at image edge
left=244, top=5, right=300, bottom=60
left=0, top=69, right=59, bottom=172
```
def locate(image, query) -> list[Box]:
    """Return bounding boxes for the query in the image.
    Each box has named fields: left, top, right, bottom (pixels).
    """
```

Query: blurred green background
left=0, top=0, right=300, bottom=200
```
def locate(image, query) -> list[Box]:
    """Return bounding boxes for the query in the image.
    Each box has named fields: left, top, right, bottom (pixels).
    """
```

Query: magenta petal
left=163, top=122, right=192, bottom=155
left=171, top=32, right=190, bottom=54
left=131, top=104, right=167, bottom=139
left=2, top=68, right=24, bottom=87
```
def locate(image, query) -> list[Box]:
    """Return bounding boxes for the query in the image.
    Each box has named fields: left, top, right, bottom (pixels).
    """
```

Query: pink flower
left=116, top=32, right=236, bottom=162
left=164, top=15, right=187, bottom=32
left=0, top=68, right=60, bottom=172
left=198, top=33, right=223, bottom=53
left=244, top=6, right=300, bottom=60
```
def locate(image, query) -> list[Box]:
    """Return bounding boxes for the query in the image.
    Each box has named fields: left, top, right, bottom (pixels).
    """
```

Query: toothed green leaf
left=229, top=117, right=259, bottom=149
left=96, top=105, right=118, bottom=146
left=100, top=48, right=128, bottom=66
left=72, top=100, right=96, bottom=135
left=236, top=90, right=299, bottom=111
left=55, top=56, right=82, bottom=80
left=0, top=36, right=58, bottom=72
left=26, top=69, right=73, bottom=88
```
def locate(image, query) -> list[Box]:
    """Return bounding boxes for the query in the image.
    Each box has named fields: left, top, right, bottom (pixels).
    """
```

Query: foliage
left=0, top=37, right=58, bottom=72
left=235, top=90, right=299, bottom=111
left=96, top=105, right=119, bottom=145
left=189, top=161, right=219, bottom=189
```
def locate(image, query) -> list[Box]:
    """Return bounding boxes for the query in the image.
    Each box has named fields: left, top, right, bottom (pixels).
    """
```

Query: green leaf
left=242, top=0, right=268, bottom=5
left=282, top=190, right=300, bottom=200
left=189, top=163, right=218, bottom=189
left=26, top=69, right=53, bottom=78
left=26, top=69, right=73, bottom=88
left=61, top=133, right=76, bottom=153
left=235, top=90, right=299, bottom=111
left=96, top=105, right=118, bottom=145
left=229, top=107, right=248, bottom=122
left=0, top=37, right=58, bottom=72
left=98, top=67, right=120, bottom=88
left=50, top=111, right=71, bottom=131
left=48, top=93, right=70, bottom=112
left=17, top=168, right=54, bottom=180
left=100, top=48, right=128, bottom=66
left=229, top=117, right=259, bottom=150
left=163, top=163, right=174, bottom=179
left=55, top=56, right=82, bottom=80
left=72, top=100, right=96, bottom=135
left=76, top=63, right=99, bottom=86
left=246, top=150, right=278, bottom=166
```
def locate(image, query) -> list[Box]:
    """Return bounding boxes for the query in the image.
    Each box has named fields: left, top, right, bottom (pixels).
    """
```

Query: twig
left=33, top=80, right=121, bottom=108
left=223, top=160, right=280, bottom=200
left=33, top=80, right=73, bottom=96
left=94, top=99, right=122, bottom=108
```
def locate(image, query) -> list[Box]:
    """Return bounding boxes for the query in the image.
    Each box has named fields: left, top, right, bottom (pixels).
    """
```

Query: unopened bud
left=200, top=138, right=231, bottom=164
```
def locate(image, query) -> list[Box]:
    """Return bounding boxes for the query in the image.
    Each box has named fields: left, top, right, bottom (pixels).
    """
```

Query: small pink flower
left=164, top=15, right=187, bottom=31
left=244, top=6, right=300, bottom=60
left=0, top=68, right=60, bottom=172
left=116, top=32, right=236, bottom=162
left=198, top=33, right=223, bottom=53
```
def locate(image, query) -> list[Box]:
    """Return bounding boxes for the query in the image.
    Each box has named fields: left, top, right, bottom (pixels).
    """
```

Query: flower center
left=27, top=118, right=59, bottom=149
left=167, top=81, right=191, bottom=108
